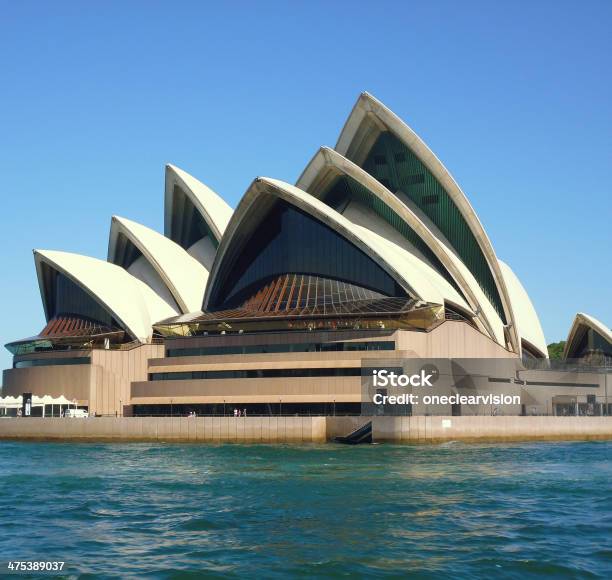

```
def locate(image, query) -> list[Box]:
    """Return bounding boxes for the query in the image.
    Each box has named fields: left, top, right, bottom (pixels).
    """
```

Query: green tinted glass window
left=359, top=131, right=505, bottom=321
left=321, top=175, right=464, bottom=298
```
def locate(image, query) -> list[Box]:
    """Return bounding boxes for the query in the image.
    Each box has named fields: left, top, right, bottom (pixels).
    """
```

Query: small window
left=423, top=194, right=438, bottom=205
left=394, top=152, right=406, bottom=163
left=374, top=155, right=387, bottom=166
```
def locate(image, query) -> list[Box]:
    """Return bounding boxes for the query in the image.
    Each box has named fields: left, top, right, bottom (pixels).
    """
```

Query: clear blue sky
left=0, top=0, right=610, bottom=371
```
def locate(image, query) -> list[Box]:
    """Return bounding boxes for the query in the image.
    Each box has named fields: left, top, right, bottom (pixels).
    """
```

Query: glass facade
left=112, top=232, right=142, bottom=269
left=149, top=367, right=403, bottom=381
left=133, top=402, right=362, bottom=417
left=242, top=274, right=388, bottom=312
left=166, top=340, right=395, bottom=357
left=209, top=200, right=405, bottom=309
left=592, top=330, right=612, bottom=357
left=51, top=272, right=113, bottom=326
left=14, top=357, right=91, bottom=369
left=169, top=184, right=219, bottom=250
left=319, top=174, right=464, bottom=297
left=357, top=131, right=506, bottom=322
left=155, top=300, right=443, bottom=337
left=572, top=328, right=612, bottom=360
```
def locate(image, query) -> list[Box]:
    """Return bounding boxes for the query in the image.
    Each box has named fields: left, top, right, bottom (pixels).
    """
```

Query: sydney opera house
left=3, top=93, right=611, bottom=417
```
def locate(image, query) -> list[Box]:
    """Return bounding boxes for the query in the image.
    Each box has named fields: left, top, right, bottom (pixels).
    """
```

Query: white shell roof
left=15, top=94, right=557, bottom=361
left=164, top=163, right=233, bottom=244
left=34, top=250, right=177, bottom=342
left=334, top=91, right=520, bottom=353
left=205, top=177, right=473, bottom=311
left=564, top=312, right=612, bottom=358
left=498, top=260, right=548, bottom=357
left=108, top=216, right=209, bottom=314
left=297, top=146, right=506, bottom=345
left=352, top=222, right=472, bottom=312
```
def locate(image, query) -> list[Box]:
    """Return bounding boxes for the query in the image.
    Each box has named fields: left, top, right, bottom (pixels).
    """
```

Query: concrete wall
left=131, top=323, right=515, bottom=407
left=90, top=344, right=163, bottom=416
left=0, top=416, right=327, bottom=443
left=0, top=416, right=610, bottom=443
left=3, top=362, right=92, bottom=405
left=2, top=344, right=164, bottom=416
left=132, top=376, right=362, bottom=404
left=148, top=349, right=406, bottom=372
left=371, top=415, right=612, bottom=442
left=396, top=320, right=515, bottom=358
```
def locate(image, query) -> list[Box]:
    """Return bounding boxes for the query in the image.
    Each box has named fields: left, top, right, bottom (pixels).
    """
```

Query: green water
left=0, top=441, right=610, bottom=578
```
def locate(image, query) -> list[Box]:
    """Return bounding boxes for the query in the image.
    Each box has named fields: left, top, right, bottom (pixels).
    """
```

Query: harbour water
left=0, top=441, right=610, bottom=578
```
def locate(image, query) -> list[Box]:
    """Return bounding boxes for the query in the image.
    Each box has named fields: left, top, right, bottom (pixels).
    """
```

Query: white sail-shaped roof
left=498, top=261, right=548, bottom=357
left=205, top=177, right=472, bottom=312
left=564, top=313, right=612, bottom=359
left=35, top=250, right=177, bottom=342
left=164, top=164, right=232, bottom=270
left=334, top=92, right=519, bottom=353
left=297, top=146, right=506, bottom=345
left=108, top=216, right=208, bottom=314
left=352, top=222, right=471, bottom=313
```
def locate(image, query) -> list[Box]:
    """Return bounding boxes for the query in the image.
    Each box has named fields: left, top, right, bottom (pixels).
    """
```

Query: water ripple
left=0, top=441, right=610, bottom=578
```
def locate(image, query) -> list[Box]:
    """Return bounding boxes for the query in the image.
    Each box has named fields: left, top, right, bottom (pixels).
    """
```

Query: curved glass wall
left=357, top=131, right=505, bottom=322
left=169, top=184, right=219, bottom=250
left=208, top=200, right=405, bottom=310
left=242, top=274, right=387, bottom=312
left=111, top=232, right=142, bottom=269
left=14, top=357, right=91, bottom=369
left=51, top=271, right=113, bottom=326
left=319, top=174, right=464, bottom=297
left=592, top=330, right=612, bottom=357
left=570, top=328, right=612, bottom=359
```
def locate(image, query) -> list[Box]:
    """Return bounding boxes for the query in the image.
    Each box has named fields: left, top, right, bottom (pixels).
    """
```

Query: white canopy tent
left=0, top=395, right=77, bottom=417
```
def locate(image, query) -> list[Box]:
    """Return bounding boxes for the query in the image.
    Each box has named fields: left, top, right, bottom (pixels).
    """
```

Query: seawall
left=329, top=415, right=612, bottom=443
left=0, top=416, right=328, bottom=443
left=0, top=416, right=611, bottom=443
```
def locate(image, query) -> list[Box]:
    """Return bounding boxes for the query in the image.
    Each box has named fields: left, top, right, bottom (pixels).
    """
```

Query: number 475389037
left=7, top=561, right=65, bottom=572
